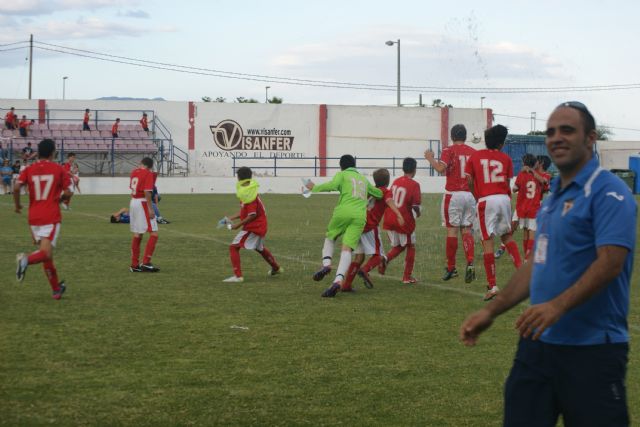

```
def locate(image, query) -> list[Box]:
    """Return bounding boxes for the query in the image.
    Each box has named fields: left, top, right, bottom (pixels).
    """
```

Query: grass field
left=1, top=193, right=639, bottom=426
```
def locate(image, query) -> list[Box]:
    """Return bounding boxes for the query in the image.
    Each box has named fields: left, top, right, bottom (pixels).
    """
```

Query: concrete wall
left=597, top=140, right=640, bottom=170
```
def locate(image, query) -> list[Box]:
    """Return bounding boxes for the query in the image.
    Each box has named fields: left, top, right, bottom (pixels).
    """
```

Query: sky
left=1, top=0, right=639, bottom=139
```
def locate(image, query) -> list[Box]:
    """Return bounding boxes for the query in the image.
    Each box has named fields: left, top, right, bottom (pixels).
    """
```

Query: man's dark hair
left=557, top=101, right=596, bottom=134
left=450, top=124, right=467, bottom=141
left=67, top=152, right=76, bottom=158
left=373, top=168, right=390, bottom=187
left=484, top=125, right=508, bottom=150
left=402, top=157, right=417, bottom=173
left=537, top=155, right=552, bottom=171
left=522, top=153, right=537, bottom=168
left=141, top=157, right=153, bottom=169
left=237, top=166, right=252, bottom=180
left=339, top=154, right=356, bottom=170
left=38, top=139, right=56, bottom=158
left=110, top=215, right=119, bottom=223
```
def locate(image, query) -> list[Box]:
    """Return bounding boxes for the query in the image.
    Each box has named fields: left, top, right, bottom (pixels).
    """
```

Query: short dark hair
left=110, top=215, right=119, bottom=223
left=373, top=168, right=390, bottom=187
left=141, top=157, right=153, bottom=169
left=85, top=108, right=90, bottom=112
left=339, top=154, right=356, bottom=170
left=537, top=155, right=551, bottom=171
left=237, top=166, right=252, bottom=180
left=450, top=124, right=467, bottom=141
left=484, top=125, right=508, bottom=149
left=402, top=157, right=417, bottom=173
left=522, top=153, right=536, bottom=168
left=38, top=139, right=56, bottom=158
left=67, top=152, right=76, bottom=158
left=556, top=101, right=596, bottom=134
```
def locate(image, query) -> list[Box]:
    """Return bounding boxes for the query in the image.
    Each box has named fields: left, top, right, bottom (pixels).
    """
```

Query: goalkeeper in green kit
left=304, top=155, right=382, bottom=297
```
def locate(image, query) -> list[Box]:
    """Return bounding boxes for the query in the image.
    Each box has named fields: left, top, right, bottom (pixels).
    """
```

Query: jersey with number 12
left=465, top=149, right=513, bottom=198
left=383, top=175, right=421, bottom=234
left=130, top=167, right=154, bottom=199
left=18, top=160, right=71, bottom=225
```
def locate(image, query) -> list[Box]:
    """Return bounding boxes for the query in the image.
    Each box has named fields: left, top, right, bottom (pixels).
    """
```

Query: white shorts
left=30, top=223, right=61, bottom=247
left=231, top=230, right=265, bottom=251
left=355, top=228, right=384, bottom=255
left=129, top=198, right=158, bottom=234
left=441, top=191, right=476, bottom=227
left=476, top=194, right=513, bottom=240
left=386, top=230, right=416, bottom=247
left=518, top=217, right=537, bottom=231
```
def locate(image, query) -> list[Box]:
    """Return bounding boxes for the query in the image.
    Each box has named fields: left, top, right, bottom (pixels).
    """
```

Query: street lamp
left=385, top=39, right=400, bottom=107
left=265, top=86, right=270, bottom=103
left=62, top=76, right=68, bottom=100
left=480, top=96, right=486, bottom=109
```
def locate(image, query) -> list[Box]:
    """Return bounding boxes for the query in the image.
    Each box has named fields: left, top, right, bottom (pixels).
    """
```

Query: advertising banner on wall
left=193, top=104, right=319, bottom=177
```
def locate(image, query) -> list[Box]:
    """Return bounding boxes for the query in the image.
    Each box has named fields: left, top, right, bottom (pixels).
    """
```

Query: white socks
left=322, top=238, right=335, bottom=267
left=334, top=249, right=352, bottom=284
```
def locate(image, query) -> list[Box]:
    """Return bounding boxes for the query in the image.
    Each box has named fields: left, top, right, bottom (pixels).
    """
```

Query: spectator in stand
left=0, top=142, right=6, bottom=160
left=4, top=107, right=17, bottom=130
left=112, top=118, right=120, bottom=138
left=83, top=109, right=91, bottom=131
left=1, top=158, right=13, bottom=194
left=140, top=112, right=149, bottom=132
left=18, top=116, right=33, bottom=137
left=22, top=142, right=37, bottom=161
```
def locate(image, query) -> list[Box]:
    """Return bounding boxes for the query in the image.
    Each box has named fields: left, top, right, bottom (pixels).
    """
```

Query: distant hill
left=95, top=97, right=166, bottom=101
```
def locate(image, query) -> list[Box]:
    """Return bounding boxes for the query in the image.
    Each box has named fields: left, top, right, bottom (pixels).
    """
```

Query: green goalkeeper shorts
left=326, top=213, right=366, bottom=250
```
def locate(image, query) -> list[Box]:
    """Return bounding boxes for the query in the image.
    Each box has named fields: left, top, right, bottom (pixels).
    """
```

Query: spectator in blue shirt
left=460, top=101, right=636, bottom=427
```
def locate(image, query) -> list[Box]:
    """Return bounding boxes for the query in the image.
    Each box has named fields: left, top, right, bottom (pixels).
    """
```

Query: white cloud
left=0, top=0, right=133, bottom=16
left=118, top=9, right=150, bottom=19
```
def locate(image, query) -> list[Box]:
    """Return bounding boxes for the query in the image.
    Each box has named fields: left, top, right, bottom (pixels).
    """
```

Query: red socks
left=505, top=241, right=522, bottom=268
left=385, top=245, right=405, bottom=264
left=257, top=247, right=279, bottom=271
left=142, top=235, right=158, bottom=265
left=361, top=255, right=382, bottom=273
left=483, top=253, right=496, bottom=287
left=229, top=245, right=242, bottom=277
left=342, top=262, right=360, bottom=290
left=403, top=244, right=416, bottom=280
left=43, top=260, right=60, bottom=292
left=446, top=237, right=458, bottom=270
left=27, top=250, right=49, bottom=265
left=131, top=235, right=142, bottom=267
left=462, top=233, right=475, bottom=264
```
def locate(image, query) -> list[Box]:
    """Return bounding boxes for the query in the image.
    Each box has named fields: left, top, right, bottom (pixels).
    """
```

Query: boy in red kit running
left=14, top=139, right=72, bottom=300
left=465, top=125, right=522, bottom=301
left=223, top=166, right=282, bottom=282
left=425, top=124, right=477, bottom=283
left=342, top=168, right=404, bottom=291
left=129, top=157, right=160, bottom=272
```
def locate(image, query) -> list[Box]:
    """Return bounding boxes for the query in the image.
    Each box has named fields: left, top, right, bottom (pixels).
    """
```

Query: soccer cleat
left=129, top=265, right=143, bottom=273
left=402, top=277, right=418, bottom=284
left=60, top=203, right=69, bottom=211
left=484, top=286, right=499, bottom=301
left=52, top=282, right=66, bottom=300
left=141, top=263, right=160, bottom=272
left=268, top=266, right=284, bottom=276
left=341, top=284, right=354, bottom=292
left=465, top=263, right=476, bottom=283
left=16, top=253, right=28, bottom=282
left=442, top=267, right=459, bottom=281
left=358, top=270, right=374, bottom=289
left=494, top=247, right=505, bottom=259
left=157, top=217, right=170, bottom=224
left=377, top=256, right=388, bottom=275
left=223, top=275, right=244, bottom=283
left=312, top=266, right=331, bottom=282
left=321, top=283, right=341, bottom=298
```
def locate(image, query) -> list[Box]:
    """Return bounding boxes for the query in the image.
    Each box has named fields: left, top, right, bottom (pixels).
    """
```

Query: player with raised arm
left=14, top=139, right=72, bottom=300
left=222, top=166, right=282, bottom=282
left=465, top=125, right=522, bottom=301
left=306, top=155, right=382, bottom=297
left=342, top=168, right=404, bottom=291
left=425, top=124, right=477, bottom=282
left=129, top=157, right=160, bottom=273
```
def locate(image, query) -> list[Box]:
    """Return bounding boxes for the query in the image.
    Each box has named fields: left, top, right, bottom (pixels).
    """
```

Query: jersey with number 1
left=514, top=171, right=543, bottom=218
left=130, top=167, right=154, bottom=199
left=465, top=149, right=513, bottom=198
left=441, top=143, right=476, bottom=191
left=383, top=176, right=421, bottom=234
left=18, top=160, right=71, bottom=225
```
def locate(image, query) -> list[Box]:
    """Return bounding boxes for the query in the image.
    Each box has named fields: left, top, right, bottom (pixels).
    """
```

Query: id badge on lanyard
left=534, top=234, right=548, bottom=264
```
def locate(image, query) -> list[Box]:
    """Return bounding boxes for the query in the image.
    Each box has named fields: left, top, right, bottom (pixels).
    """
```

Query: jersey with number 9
left=465, top=149, right=513, bottom=198
left=130, top=167, right=154, bottom=199
left=18, top=160, right=71, bottom=225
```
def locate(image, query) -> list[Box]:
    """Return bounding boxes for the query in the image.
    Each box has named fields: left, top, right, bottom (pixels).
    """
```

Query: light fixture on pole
left=385, top=39, right=401, bottom=107
left=531, top=112, right=537, bottom=132
left=265, top=86, right=270, bottom=103
left=62, top=76, right=68, bottom=100
left=480, top=96, right=486, bottom=109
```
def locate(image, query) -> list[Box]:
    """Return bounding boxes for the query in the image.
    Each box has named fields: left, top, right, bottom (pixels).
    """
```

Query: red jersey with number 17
left=383, top=176, right=421, bottom=234
left=464, top=149, right=513, bottom=198
left=514, top=171, right=543, bottom=218
left=440, top=143, right=476, bottom=191
left=130, top=167, right=154, bottom=199
left=18, top=160, right=71, bottom=225
left=364, top=186, right=392, bottom=232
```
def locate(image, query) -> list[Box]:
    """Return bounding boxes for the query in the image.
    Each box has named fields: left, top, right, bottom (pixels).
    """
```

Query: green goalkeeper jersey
left=312, top=167, right=382, bottom=218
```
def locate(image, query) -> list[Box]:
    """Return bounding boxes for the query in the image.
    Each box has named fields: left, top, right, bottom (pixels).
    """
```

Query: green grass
left=1, top=193, right=639, bottom=426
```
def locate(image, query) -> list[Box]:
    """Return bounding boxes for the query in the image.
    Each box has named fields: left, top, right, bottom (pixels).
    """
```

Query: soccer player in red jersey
left=129, top=157, right=160, bottom=272
left=465, top=125, right=522, bottom=300
left=342, top=168, right=404, bottom=291
left=222, top=166, right=281, bottom=282
left=60, top=152, right=78, bottom=210
left=513, top=153, right=550, bottom=258
left=112, top=118, right=120, bottom=138
left=14, top=139, right=72, bottom=300
left=425, top=124, right=477, bottom=283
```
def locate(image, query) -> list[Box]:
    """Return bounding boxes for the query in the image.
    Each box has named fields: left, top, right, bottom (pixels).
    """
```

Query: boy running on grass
left=305, top=155, right=382, bottom=297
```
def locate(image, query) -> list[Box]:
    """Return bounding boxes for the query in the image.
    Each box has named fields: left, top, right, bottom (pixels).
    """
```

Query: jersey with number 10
left=18, top=160, right=71, bottom=225
left=465, top=149, right=513, bottom=198
left=383, top=176, right=421, bottom=234
left=312, top=167, right=382, bottom=219
left=130, top=167, right=154, bottom=199
left=440, top=143, right=476, bottom=191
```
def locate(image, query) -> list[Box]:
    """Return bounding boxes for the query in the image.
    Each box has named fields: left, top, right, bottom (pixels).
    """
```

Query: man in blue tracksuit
left=460, top=101, right=636, bottom=427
